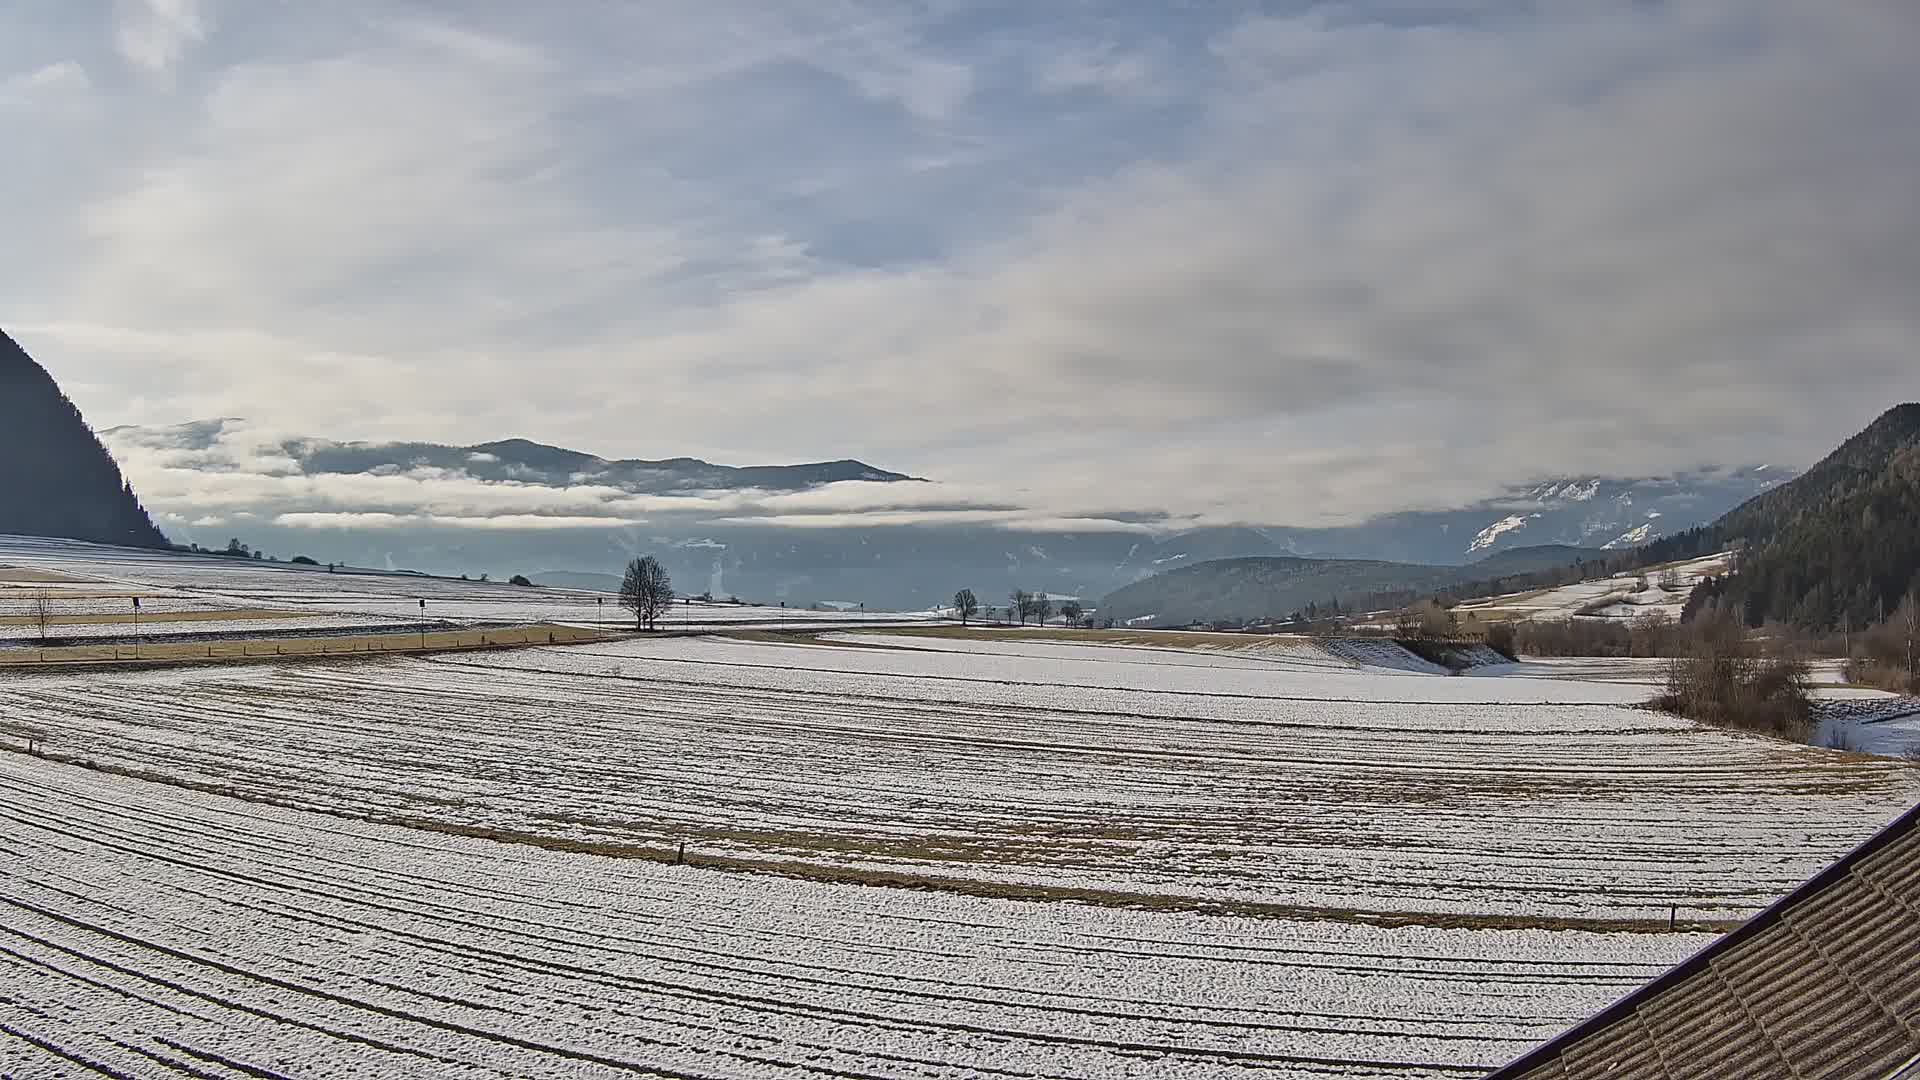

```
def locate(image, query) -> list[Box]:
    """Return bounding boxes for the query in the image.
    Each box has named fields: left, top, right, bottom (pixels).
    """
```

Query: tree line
left=950, top=588, right=1086, bottom=627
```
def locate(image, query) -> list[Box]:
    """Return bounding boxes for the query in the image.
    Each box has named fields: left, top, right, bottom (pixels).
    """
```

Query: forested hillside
left=1663, top=404, right=1920, bottom=629
left=0, top=328, right=168, bottom=548
left=1098, top=546, right=1606, bottom=627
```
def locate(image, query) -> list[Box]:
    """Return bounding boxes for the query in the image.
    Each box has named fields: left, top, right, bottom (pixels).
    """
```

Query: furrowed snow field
left=5, top=634, right=1915, bottom=926
left=5, top=537, right=1920, bottom=1077
left=0, top=754, right=1701, bottom=1079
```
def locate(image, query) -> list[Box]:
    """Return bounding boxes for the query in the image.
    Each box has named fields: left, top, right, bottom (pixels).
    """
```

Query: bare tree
left=1904, top=589, right=1919, bottom=682
left=1630, top=609, right=1674, bottom=657
left=1396, top=599, right=1457, bottom=641
left=619, top=556, right=674, bottom=631
left=1060, top=599, right=1085, bottom=628
left=1656, top=567, right=1683, bottom=592
left=1033, top=593, right=1053, bottom=626
left=953, top=588, right=979, bottom=626
left=32, top=593, right=52, bottom=642
left=1009, top=589, right=1028, bottom=626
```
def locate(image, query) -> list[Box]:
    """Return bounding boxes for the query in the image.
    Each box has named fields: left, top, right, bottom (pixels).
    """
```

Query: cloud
left=275, top=513, right=639, bottom=531
left=114, top=0, right=207, bottom=74
left=8, top=2, right=1920, bottom=533
left=0, top=61, right=90, bottom=102
left=1032, top=43, right=1162, bottom=100
left=106, top=419, right=1175, bottom=534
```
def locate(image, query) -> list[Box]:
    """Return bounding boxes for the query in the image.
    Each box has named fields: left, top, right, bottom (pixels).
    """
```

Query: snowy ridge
left=1468, top=514, right=1534, bottom=553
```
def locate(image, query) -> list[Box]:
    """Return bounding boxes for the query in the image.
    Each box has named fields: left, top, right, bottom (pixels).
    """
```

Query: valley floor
left=2, top=537, right=1917, bottom=1077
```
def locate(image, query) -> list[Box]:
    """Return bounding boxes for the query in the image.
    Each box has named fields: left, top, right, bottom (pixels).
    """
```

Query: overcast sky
left=4, top=1, right=1917, bottom=531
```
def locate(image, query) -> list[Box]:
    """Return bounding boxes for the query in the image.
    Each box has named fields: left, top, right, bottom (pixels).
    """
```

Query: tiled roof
left=1488, top=802, right=1920, bottom=1079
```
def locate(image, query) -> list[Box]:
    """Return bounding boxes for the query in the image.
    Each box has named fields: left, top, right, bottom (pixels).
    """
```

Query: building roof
left=1487, top=801, right=1920, bottom=1079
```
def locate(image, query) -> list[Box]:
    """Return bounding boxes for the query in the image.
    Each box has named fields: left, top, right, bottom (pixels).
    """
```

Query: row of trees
left=950, top=588, right=1087, bottom=627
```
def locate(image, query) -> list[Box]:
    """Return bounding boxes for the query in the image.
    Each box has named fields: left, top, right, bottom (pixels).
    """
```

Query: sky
left=4, top=0, right=1918, bottom=534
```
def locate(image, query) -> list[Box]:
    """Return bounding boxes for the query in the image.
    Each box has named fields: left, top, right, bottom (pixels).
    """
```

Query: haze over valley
left=4, top=4, right=1919, bottom=1079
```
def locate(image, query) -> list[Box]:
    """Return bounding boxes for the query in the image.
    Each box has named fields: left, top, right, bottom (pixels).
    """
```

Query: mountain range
left=0, top=328, right=167, bottom=550
left=1108, top=403, right=1920, bottom=630
left=96, top=415, right=1792, bottom=609
left=1, top=325, right=1801, bottom=609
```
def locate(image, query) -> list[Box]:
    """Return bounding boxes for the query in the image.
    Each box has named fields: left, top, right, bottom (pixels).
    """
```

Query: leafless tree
left=1904, top=589, right=1919, bottom=681
left=1060, top=600, right=1084, bottom=628
left=1393, top=605, right=1425, bottom=639
left=1657, top=611, right=1810, bottom=739
left=32, top=593, right=52, bottom=642
left=953, top=589, right=978, bottom=626
left=1630, top=609, right=1674, bottom=657
left=619, top=556, right=674, bottom=631
left=1009, top=589, right=1028, bottom=626
left=1656, top=567, right=1683, bottom=592
left=1033, top=593, right=1053, bottom=626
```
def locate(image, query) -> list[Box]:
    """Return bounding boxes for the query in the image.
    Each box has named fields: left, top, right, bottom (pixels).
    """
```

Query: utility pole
left=419, top=598, right=427, bottom=650
left=132, top=595, right=140, bottom=659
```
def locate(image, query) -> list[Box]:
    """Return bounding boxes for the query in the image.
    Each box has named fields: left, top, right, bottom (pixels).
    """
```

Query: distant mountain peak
left=104, top=419, right=917, bottom=495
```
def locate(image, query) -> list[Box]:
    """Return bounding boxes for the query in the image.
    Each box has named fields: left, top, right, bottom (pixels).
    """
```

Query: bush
left=1651, top=615, right=1812, bottom=740
left=1484, top=621, right=1518, bottom=661
left=509, top=575, right=534, bottom=587
left=1843, top=658, right=1919, bottom=695
left=290, top=555, right=319, bottom=566
left=1514, top=619, right=1633, bottom=657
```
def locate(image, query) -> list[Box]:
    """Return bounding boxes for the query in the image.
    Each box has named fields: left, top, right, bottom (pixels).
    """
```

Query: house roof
left=1487, top=801, right=1920, bottom=1079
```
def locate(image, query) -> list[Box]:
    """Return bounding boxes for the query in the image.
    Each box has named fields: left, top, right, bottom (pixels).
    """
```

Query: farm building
left=1489, top=802, right=1920, bottom=1079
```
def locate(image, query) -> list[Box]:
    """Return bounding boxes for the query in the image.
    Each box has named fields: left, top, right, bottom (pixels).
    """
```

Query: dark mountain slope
left=1471, top=544, right=1612, bottom=576
left=110, top=419, right=915, bottom=494
left=0, top=328, right=167, bottom=548
left=1665, top=404, right=1920, bottom=628
left=1099, top=542, right=1614, bottom=626
left=1099, top=557, right=1457, bottom=626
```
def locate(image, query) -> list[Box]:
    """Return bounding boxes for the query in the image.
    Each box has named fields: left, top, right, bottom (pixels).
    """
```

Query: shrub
left=1484, top=621, right=1518, bottom=661
left=509, top=574, right=534, bottom=587
left=1650, top=615, right=1812, bottom=740
left=1843, top=657, right=1919, bottom=695
left=1514, top=619, right=1633, bottom=657
left=290, top=555, right=319, bottom=566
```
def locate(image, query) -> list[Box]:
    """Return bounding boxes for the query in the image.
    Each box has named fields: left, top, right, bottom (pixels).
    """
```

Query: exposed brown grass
left=838, top=625, right=1317, bottom=650
left=0, top=608, right=312, bottom=626
left=0, top=623, right=614, bottom=668
left=0, top=567, right=87, bottom=583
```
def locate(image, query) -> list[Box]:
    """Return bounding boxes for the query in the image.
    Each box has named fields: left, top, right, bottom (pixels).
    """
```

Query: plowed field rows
left=0, top=754, right=1698, bottom=1079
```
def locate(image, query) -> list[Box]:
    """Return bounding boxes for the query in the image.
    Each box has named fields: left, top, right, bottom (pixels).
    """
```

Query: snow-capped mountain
left=96, top=416, right=1793, bottom=609
left=1440, top=469, right=1789, bottom=559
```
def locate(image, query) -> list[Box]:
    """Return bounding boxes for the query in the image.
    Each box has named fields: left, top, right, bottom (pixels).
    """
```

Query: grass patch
left=0, top=623, right=615, bottom=668
left=0, top=608, right=314, bottom=626
left=836, top=625, right=1317, bottom=650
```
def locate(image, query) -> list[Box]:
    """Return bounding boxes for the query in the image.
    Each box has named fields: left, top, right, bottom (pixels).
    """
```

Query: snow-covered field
left=0, top=753, right=1704, bottom=1079
left=0, top=535, right=940, bottom=644
left=5, top=634, right=1915, bottom=926
left=4, top=536, right=1919, bottom=1077
left=1452, top=552, right=1734, bottom=624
